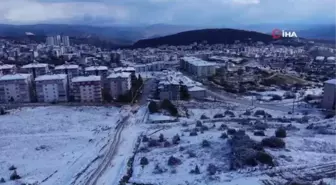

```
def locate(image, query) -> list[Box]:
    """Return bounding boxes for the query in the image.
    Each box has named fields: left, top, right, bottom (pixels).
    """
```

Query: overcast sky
left=0, top=0, right=335, bottom=26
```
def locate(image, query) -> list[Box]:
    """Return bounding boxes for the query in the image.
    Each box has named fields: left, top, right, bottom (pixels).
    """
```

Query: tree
left=159, top=133, right=165, bottom=142
left=140, top=157, right=149, bottom=167
left=190, top=165, right=201, bottom=174
left=261, top=137, right=285, bottom=148
left=102, top=89, right=112, bottom=103
left=148, top=101, right=159, bottom=113
left=172, top=134, right=180, bottom=145
left=137, top=74, right=143, bottom=89
left=275, top=128, right=287, bottom=138
left=0, top=178, right=5, bottom=183
left=167, top=156, right=182, bottom=166
left=207, top=164, right=217, bottom=175
left=180, top=85, right=190, bottom=100
left=202, top=140, right=210, bottom=147
left=10, top=170, right=20, bottom=180
left=160, top=99, right=178, bottom=116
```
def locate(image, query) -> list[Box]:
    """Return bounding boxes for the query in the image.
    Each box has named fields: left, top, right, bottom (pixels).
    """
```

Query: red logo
left=272, top=29, right=282, bottom=39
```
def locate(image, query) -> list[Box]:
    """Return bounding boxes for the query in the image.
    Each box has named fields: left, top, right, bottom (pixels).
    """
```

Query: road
left=84, top=114, right=130, bottom=185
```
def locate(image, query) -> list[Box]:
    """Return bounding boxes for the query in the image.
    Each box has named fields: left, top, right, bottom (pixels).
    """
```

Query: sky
left=0, top=0, right=335, bottom=26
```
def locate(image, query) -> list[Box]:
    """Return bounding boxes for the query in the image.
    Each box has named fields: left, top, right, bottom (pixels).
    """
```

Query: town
left=0, top=30, right=335, bottom=185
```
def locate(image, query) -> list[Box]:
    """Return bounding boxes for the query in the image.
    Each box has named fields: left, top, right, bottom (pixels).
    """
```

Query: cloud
left=0, top=0, right=334, bottom=25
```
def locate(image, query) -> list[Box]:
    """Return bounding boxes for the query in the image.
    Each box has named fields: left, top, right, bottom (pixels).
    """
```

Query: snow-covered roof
left=325, top=79, right=336, bottom=85
left=35, top=74, right=67, bottom=81
left=181, top=57, right=216, bottom=67
left=315, top=56, right=325, bottom=61
left=188, top=86, right=205, bottom=92
left=107, top=72, right=131, bottom=79
left=0, top=73, right=31, bottom=81
left=55, top=64, right=79, bottom=70
left=85, top=66, right=108, bottom=71
left=113, top=67, right=136, bottom=72
left=22, top=63, right=48, bottom=68
left=72, top=75, right=101, bottom=83
left=0, top=64, right=15, bottom=70
left=327, top=56, right=336, bottom=61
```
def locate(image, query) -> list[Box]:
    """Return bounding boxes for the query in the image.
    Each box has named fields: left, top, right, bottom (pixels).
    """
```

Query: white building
left=72, top=76, right=103, bottom=103
left=107, top=72, right=131, bottom=99
left=0, top=74, right=33, bottom=103
left=61, top=36, right=70, bottom=46
left=0, top=64, right=17, bottom=75
left=21, top=63, right=49, bottom=77
left=54, top=64, right=80, bottom=80
left=35, top=74, right=68, bottom=102
left=180, top=57, right=217, bottom=77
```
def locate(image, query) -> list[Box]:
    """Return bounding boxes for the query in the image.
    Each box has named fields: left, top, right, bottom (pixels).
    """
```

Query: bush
left=148, top=101, right=159, bottom=113
left=202, top=140, right=210, bottom=147
left=167, top=156, right=182, bottom=166
left=196, top=120, right=203, bottom=127
left=187, top=151, right=196, bottom=158
left=224, top=110, right=235, bottom=117
left=207, top=164, right=217, bottom=175
left=0, top=178, right=5, bottom=183
left=220, top=133, right=228, bottom=139
left=275, top=128, right=287, bottom=138
left=189, top=130, right=198, bottom=136
left=148, top=139, right=159, bottom=147
left=236, top=129, right=246, bottom=136
left=242, top=110, right=252, bottom=116
left=254, top=120, right=268, bottom=130
left=164, top=141, right=171, bottom=147
left=256, top=151, right=274, bottom=166
left=227, top=128, right=236, bottom=135
left=254, top=110, right=266, bottom=117
left=140, top=157, right=149, bottom=166
left=8, top=165, right=16, bottom=171
left=213, top=114, right=224, bottom=118
left=142, top=135, right=149, bottom=142
left=190, top=165, right=201, bottom=174
left=159, top=133, right=165, bottom=142
left=262, top=137, right=285, bottom=148
left=284, top=92, right=296, bottom=99
left=218, top=124, right=227, bottom=131
left=172, top=134, right=180, bottom=145
left=153, top=164, right=166, bottom=174
left=200, top=115, right=209, bottom=120
left=201, top=125, right=209, bottom=132
left=270, top=94, right=283, bottom=101
left=10, top=170, right=20, bottom=180
left=254, top=131, right=265, bottom=136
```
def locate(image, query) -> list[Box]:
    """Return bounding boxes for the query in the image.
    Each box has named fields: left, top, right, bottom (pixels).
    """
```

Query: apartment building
left=35, top=74, right=68, bottom=102
left=107, top=72, right=131, bottom=99
left=0, top=64, right=17, bottom=75
left=21, top=63, right=49, bottom=77
left=0, top=73, right=33, bottom=103
left=85, top=66, right=108, bottom=77
left=321, top=79, right=336, bottom=110
left=72, top=76, right=102, bottom=103
left=54, top=64, right=80, bottom=80
left=180, top=57, right=216, bottom=77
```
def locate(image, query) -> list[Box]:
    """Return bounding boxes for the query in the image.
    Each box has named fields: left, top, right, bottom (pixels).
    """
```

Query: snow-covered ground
left=130, top=103, right=336, bottom=185
left=0, top=106, right=123, bottom=185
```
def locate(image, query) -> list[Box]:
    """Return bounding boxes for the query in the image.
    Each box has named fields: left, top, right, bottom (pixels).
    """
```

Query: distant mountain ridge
left=133, top=28, right=275, bottom=48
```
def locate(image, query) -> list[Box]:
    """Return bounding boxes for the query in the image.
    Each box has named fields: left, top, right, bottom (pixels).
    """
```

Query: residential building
left=72, top=76, right=102, bottom=103
left=54, top=64, right=80, bottom=80
left=61, top=36, right=70, bottom=46
left=0, top=74, right=33, bottom=103
left=21, top=63, right=49, bottom=78
left=85, top=66, right=108, bottom=77
left=0, top=64, right=17, bottom=75
left=107, top=72, right=131, bottom=99
left=35, top=74, right=68, bottom=102
left=180, top=57, right=217, bottom=77
left=321, top=79, right=336, bottom=110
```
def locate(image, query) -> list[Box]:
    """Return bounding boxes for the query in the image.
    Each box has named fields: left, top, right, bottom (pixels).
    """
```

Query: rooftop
left=35, top=74, right=67, bottom=81
left=107, top=72, right=131, bottom=79
left=0, top=64, right=16, bottom=70
left=113, top=67, right=136, bottom=72
left=0, top=73, right=31, bottom=81
left=325, top=79, right=336, bottom=85
left=72, top=75, right=101, bottom=83
left=85, top=66, right=108, bottom=71
left=55, top=64, right=79, bottom=70
left=22, top=63, right=48, bottom=68
left=181, top=57, right=217, bottom=67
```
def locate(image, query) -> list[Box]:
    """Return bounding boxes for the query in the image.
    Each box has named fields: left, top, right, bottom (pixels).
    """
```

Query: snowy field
left=0, top=106, right=123, bottom=185
left=130, top=103, right=336, bottom=185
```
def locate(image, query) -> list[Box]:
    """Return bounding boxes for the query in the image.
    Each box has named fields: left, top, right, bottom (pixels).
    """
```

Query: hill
left=133, top=28, right=274, bottom=48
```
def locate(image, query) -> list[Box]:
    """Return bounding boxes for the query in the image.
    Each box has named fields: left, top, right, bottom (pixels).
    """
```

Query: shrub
left=142, top=135, right=149, bottom=142
left=148, top=139, right=159, bottom=147
left=190, top=165, right=200, bottom=174
left=200, top=115, right=209, bottom=120
left=227, top=128, right=236, bottom=135
left=159, top=133, right=165, bottom=142
left=202, top=140, right=210, bottom=147
left=164, top=141, right=171, bottom=147
left=10, top=170, right=20, bottom=180
left=8, top=165, right=16, bottom=171
left=153, top=164, right=166, bottom=174
left=254, top=120, right=268, bottom=130
left=172, top=134, right=180, bottom=145
left=213, top=114, right=224, bottom=118
left=0, top=178, right=5, bottom=183
left=218, top=124, right=227, bottom=131
left=256, top=151, right=274, bottom=166
left=284, top=92, right=296, bottom=99
left=187, top=151, right=196, bottom=158
left=140, top=157, right=149, bottom=166
left=220, top=133, right=228, bottom=139
left=236, top=129, right=246, bottom=136
left=275, top=128, right=287, bottom=138
left=224, top=110, right=235, bottom=117
left=270, top=94, right=283, bottom=101
left=189, top=130, right=198, bottom=136
left=261, top=137, right=285, bottom=148
left=201, top=125, right=209, bottom=132
left=254, top=110, right=266, bottom=117
left=196, top=121, right=203, bottom=127
left=148, top=101, right=159, bottom=113
left=167, top=156, right=182, bottom=166
left=207, top=164, right=217, bottom=175
left=254, top=131, right=265, bottom=136
left=242, top=110, right=252, bottom=116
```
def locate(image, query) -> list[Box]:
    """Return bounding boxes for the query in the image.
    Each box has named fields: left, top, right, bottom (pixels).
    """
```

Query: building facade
left=107, top=72, right=131, bottom=99
left=21, top=63, right=49, bottom=78
left=0, top=74, right=33, bottom=103
left=72, top=76, right=103, bottom=103
left=180, top=57, right=216, bottom=77
left=321, top=79, right=336, bottom=110
left=35, top=74, right=68, bottom=103
left=54, top=64, right=80, bottom=80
